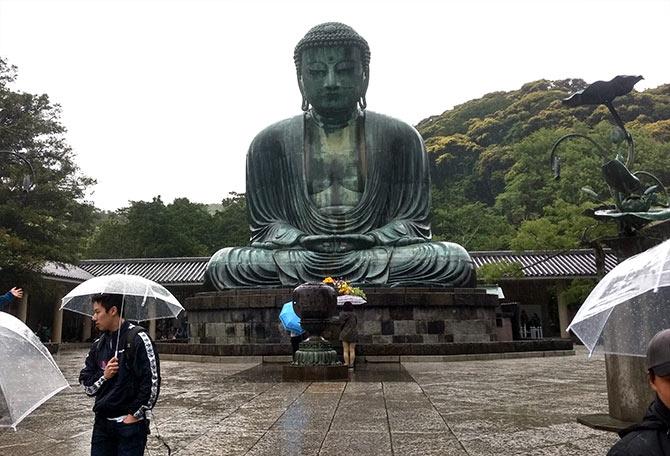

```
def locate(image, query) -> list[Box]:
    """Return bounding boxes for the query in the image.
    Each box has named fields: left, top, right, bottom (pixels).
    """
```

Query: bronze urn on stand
left=282, top=283, right=349, bottom=381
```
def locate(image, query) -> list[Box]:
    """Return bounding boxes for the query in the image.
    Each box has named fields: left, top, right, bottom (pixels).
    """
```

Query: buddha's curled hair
left=294, top=22, right=371, bottom=75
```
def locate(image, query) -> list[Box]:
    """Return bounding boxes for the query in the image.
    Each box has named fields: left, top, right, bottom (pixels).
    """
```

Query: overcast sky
left=1, top=0, right=668, bottom=211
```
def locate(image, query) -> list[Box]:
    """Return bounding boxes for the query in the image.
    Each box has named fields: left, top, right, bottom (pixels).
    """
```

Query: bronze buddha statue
left=205, top=22, right=475, bottom=289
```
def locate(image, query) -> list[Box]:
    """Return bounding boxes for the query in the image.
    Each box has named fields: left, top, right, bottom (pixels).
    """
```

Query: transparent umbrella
left=60, top=274, right=184, bottom=322
left=0, top=312, right=69, bottom=430
left=60, top=274, right=184, bottom=356
left=568, top=239, right=670, bottom=356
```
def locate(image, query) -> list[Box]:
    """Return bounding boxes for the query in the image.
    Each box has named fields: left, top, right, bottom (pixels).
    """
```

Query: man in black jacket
left=79, top=293, right=160, bottom=456
left=608, top=328, right=670, bottom=456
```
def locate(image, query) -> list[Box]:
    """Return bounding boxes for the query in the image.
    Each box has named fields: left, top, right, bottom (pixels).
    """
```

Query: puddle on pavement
left=223, top=363, right=415, bottom=383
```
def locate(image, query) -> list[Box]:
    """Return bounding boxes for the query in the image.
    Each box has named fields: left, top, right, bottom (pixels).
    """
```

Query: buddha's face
left=300, top=46, right=366, bottom=116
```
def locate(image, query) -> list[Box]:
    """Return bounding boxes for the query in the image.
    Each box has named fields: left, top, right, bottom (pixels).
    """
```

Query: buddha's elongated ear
left=359, top=69, right=369, bottom=110
left=297, top=71, right=309, bottom=112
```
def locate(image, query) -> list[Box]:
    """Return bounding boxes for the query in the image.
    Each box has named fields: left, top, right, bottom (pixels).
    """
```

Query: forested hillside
left=420, top=79, right=670, bottom=251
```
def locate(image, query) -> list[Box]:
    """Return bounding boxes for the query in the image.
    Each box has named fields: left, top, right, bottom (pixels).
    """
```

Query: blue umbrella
left=279, top=301, right=303, bottom=334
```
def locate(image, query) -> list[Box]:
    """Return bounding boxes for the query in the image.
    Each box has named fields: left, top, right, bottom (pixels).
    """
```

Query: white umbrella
left=60, top=274, right=184, bottom=322
left=0, top=312, right=69, bottom=430
left=568, top=239, right=670, bottom=356
left=60, top=274, right=184, bottom=356
left=337, top=295, right=366, bottom=305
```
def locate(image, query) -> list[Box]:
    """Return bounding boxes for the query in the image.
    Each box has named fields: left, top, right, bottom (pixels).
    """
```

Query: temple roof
left=472, top=249, right=617, bottom=279
left=48, top=249, right=618, bottom=285
left=41, top=261, right=94, bottom=283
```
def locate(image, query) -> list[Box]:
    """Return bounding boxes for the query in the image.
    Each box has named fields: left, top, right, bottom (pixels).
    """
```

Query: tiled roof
left=473, top=249, right=618, bottom=279
left=74, top=249, right=617, bottom=285
left=78, top=257, right=207, bottom=285
left=41, top=261, right=94, bottom=283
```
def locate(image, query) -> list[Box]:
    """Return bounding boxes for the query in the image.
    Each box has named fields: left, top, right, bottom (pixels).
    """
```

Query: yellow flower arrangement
left=322, top=277, right=366, bottom=299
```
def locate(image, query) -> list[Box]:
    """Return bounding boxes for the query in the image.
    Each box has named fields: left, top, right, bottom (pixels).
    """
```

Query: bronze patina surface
left=206, top=23, right=475, bottom=289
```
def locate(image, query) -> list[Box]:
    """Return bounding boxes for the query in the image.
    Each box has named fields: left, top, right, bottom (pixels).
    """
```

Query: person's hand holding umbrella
left=103, top=357, right=119, bottom=380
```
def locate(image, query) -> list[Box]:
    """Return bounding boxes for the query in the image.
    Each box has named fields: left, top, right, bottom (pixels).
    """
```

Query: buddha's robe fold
left=205, top=111, right=475, bottom=289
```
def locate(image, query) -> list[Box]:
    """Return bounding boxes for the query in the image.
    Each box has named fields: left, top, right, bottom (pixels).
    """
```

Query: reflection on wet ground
left=0, top=347, right=618, bottom=455
left=225, top=362, right=414, bottom=383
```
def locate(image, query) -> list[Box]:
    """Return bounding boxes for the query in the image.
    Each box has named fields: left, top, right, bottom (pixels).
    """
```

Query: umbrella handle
left=114, top=294, right=126, bottom=358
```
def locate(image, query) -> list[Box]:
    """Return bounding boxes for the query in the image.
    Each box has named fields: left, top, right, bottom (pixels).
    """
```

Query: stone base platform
left=577, top=413, right=635, bottom=433
left=186, top=286, right=502, bottom=346
left=156, top=339, right=573, bottom=357
left=282, top=364, right=349, bottom=381
left=181, top=287, right=574, bottom=357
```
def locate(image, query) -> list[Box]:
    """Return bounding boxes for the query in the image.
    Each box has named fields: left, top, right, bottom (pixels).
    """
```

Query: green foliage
left=558, top=279, right=597, bottom=310
left=0, top=57, right=95, bottom=279
left=421, top=78, right=670, bottom=250
left=509, top=200, right=615, bottom=250
left=477, top=261, right=524, bottom=284
left=431, top=200, right=514, bottom=250
left=84, top=193, right=250, bottom=258
left=210, top=192, right=250, bottom=249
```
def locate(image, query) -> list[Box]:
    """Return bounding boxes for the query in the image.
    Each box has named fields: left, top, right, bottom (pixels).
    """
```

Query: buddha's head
left=294, top=22, right=370, bottom=116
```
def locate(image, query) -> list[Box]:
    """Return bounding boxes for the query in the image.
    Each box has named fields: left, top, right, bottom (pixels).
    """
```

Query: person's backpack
left=123, top=325, right=149, bottom=366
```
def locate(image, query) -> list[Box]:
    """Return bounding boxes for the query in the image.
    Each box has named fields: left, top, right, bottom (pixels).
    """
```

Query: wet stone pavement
left=0, top=347, right=619, bottom=455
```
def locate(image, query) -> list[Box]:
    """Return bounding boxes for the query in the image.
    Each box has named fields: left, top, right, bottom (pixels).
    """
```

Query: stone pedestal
left=282, top=364, right=349, bottom=381
left=579, top=355, right=655, bottom=431
left=605, top=354, right=654, bottom=422
left=185, top=287, right=500, bottom=348
left=173, top=287, right=572, bottom=359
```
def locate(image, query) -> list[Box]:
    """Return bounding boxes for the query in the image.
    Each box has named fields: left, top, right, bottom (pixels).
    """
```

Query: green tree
left=210, top=192, right=250, bottom=249
left=83, top=210, right=131, bottom=258
left=0, top=57, right=95, bottom=280
left=420, top=78, right=670, bottom=251
left=510, top=200, right=615, bottom=250
left=85, top=197, right=214, bottom=258
left=477, top=261, right=524, bottom=284
left=431, top=201, right=515, bottom=250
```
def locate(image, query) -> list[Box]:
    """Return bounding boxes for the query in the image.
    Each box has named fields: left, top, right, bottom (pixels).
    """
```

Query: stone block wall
left=185, top=287, right=499, bottom=346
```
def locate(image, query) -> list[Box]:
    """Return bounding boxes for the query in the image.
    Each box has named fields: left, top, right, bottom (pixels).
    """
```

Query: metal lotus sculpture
left=550, top=75, right=670, bottom=235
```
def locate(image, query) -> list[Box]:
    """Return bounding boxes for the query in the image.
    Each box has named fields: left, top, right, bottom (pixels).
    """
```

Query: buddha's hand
left=300, top=234, right=376, bottom=253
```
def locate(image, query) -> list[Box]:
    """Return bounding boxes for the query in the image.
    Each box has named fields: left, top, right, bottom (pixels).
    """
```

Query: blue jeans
left=91, top=416, right=149, bottom=456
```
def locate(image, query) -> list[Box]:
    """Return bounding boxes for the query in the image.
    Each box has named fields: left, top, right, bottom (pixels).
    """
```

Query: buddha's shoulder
left=366, top=111, right=423, bottom=141
left=249, top=111, right=421, bottom=146
left=252, top=115, right=304, bottom=141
